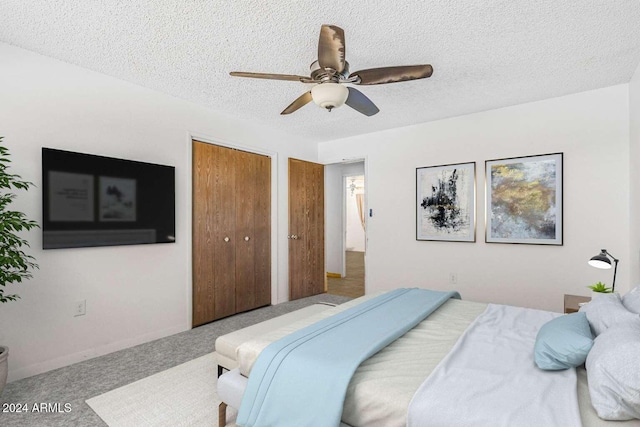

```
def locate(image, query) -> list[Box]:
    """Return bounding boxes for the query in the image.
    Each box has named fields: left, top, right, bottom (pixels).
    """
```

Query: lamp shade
left=588, top=251, right=612, bottom=269
left=311, top=83, right=349, bottom=110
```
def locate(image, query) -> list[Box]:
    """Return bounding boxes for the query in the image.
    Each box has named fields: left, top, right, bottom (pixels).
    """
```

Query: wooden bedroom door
left=288, top=158, right=325, bottom=300
left=192, top=141, right=271, bottom=327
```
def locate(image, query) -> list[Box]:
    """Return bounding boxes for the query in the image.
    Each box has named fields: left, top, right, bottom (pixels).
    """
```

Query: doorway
left=325, top=162, right=366, bottom=298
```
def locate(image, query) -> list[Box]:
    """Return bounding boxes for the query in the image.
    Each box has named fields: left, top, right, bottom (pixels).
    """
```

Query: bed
left=216, top=288, right=640, bottom=427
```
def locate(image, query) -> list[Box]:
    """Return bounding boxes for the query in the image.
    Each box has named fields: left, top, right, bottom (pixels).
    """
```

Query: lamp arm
left=604, top=250, right=619, bottom=293
left=603, top=250, right=619, bottom=263
left=611, top=258, right=618, bottom=293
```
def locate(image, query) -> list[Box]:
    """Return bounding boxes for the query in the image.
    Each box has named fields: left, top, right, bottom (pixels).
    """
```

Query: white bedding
left=237, top=296, right=484, bottom=426
left=407, top=304, right=581, bottom=426
left=235, top=296, right=640, bottom=427
left=341, top=298, right=485, bottom=426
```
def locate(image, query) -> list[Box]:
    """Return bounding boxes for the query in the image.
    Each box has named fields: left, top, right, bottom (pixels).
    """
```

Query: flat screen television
left=42, top=148, right=175, bottom=249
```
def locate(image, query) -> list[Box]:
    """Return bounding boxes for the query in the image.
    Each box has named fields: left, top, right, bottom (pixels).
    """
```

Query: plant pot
left=0, top=346, right=7, bottom=397
left=591, top=291, right=618, bottom=300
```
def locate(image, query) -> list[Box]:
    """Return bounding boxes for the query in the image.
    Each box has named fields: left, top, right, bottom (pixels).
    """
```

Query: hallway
left=327, top=251, right=365, bottom=298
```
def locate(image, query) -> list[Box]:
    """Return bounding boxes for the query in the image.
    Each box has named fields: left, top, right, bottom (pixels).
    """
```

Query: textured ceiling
left=2, top=1, right=640, bottom=144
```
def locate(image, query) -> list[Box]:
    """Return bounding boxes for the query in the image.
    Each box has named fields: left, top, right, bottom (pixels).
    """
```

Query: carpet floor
left=0, top=293, right=349, bottom=427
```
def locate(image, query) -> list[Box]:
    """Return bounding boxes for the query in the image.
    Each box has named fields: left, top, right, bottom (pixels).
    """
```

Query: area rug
left=86, top=352, right=237, bottom=426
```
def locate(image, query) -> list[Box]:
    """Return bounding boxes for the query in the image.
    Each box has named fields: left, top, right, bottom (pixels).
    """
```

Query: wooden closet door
left=193, top=141, right=271, bottom=326
left=235, top=150, right=255, bottom=312
left=252, top=153, right=271, bottom=308
left=192, top=141, right=236, bottom=326
left=235, top=150, right=273, bottom=312
left=289, top=158, right=325, bottom=300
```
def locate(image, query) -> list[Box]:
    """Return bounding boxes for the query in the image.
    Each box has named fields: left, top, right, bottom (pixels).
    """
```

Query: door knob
left=289, top=234, right=298, bottom=240
left=223, top=236, right=230, bottom=242
left=244, top=236, right=250, bottom=241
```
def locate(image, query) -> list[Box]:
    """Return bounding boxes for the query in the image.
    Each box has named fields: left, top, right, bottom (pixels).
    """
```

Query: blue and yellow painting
left=490, top=159, right=557, bottom=239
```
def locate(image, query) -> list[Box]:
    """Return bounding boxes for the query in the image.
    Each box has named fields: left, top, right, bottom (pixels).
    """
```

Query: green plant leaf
left=587, top=281, right=613, bottom=293
left=0, top=138, right=39, bottom=303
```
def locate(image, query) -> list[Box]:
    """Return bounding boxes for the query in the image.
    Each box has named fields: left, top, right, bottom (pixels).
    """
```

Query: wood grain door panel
left=289, top=159, right=306, bottom=300
left=307, top=162, right=325, bottom=298
left=193, top=141, right=271, bottom=326
left=192, top=141, right=215, bottom=326
left=211, top=144, right=236, bottom=320
left=192, top=141, right=237, bottom=325
left=253, top=154, right=272, bottom=308
left=289, top=158, right=325, bottom=300
left=235, top=150, right=257, bottom=312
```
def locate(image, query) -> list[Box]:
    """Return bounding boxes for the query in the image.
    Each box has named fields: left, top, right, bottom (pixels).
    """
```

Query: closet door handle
left=244, top=236, right=250, bottom=241
left=288, top=234, right=299, bottom=240
left=223, top=237, right=230, bottom=242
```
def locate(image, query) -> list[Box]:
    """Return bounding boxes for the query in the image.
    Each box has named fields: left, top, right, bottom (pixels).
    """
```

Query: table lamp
left=588, top=249, right=619, bottom=293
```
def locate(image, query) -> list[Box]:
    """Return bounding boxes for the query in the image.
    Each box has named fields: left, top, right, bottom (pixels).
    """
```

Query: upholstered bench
left=217, top=368, right=247, bottom=427
left=214, top=303, right=335, bottom=377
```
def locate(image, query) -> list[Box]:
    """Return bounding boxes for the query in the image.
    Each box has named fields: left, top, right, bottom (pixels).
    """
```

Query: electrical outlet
left=74, top=300, right=86, bottom=317
left=449, top=273, right=457, bottom=284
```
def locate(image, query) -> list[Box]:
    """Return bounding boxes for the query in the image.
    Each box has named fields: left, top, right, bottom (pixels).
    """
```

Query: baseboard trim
left=326, top=272, right=342, bottom=278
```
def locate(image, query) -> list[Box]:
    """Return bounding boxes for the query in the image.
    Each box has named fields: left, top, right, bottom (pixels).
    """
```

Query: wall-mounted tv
left=42, top=148, right=175, bottom=249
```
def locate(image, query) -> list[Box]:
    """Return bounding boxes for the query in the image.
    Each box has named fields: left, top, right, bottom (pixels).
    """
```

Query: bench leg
left=218, top=402, right=227, bottom=427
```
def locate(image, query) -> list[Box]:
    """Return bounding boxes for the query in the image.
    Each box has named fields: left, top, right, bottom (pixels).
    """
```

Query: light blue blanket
left=236, top=288, right=460, bottom=427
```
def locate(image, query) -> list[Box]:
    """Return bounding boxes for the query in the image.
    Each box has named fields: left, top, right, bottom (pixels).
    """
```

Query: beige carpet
left=86, top=353, right=237, bottom=427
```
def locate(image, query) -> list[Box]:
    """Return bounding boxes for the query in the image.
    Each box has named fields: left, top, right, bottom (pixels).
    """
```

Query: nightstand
left=564, top=294, right=591, bottom=314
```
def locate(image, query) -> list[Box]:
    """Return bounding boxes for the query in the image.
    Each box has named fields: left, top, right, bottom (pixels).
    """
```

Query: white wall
left=630, top=63, right=640, bottom=288
left=319, top=85, right=630, bottom=313
left=325, top=162, right=365, bottom=275
left=0, top=43, right=317, bottom=382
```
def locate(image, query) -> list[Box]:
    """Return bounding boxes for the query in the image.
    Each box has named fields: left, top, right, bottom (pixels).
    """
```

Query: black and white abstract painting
left=417, top=162, right=476, bottom=242
left=99, top=176, right=137, bottom=222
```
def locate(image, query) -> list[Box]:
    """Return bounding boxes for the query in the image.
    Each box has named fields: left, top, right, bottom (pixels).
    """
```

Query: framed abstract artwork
left=416, top=162, right=476, bottom=242
left=485, top=153, right=563, bottom=245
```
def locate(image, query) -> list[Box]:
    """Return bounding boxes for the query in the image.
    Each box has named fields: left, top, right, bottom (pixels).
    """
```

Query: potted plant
left=0, top=138, right=39, bottom=396
left=587, top=281, right=613, bottom=299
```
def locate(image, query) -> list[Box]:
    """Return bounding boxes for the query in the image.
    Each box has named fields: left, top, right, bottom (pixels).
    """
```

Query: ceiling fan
left=230, top=25, right=433, bottom=116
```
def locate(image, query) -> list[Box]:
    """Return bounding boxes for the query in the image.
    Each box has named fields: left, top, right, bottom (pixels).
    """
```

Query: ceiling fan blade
left=317, top=25, right=346, bottom=73
left=281, top=91, right=313, bottom=115
left=349, top=65, right=433, bottom=85
left=345, top=87, right=379, bottom=116
left=230, top=71, right=310, bottom=82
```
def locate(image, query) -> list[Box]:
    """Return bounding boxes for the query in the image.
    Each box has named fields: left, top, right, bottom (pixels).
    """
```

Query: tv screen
left=42, top=148, right=175, bottom=249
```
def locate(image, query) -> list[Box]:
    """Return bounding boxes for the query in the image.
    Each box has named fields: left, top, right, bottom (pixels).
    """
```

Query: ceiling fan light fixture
left=311, top=82, right=349, bottom=111
left=230, top=25, right=433, bottom=116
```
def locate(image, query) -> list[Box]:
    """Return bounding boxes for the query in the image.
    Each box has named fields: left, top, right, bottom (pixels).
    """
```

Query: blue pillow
left=534, top=312, right=594, bottom=370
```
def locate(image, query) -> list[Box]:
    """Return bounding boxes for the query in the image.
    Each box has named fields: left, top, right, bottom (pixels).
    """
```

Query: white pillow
left=623, top=285, right=640, bottom=314
left=579, top=293, right=640, bottom=336
left=586, top=321, right=640, bottom=420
